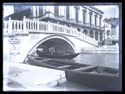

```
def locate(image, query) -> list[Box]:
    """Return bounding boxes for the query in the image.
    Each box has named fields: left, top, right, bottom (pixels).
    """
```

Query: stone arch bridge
left=3, top=17, right=102, bottom=63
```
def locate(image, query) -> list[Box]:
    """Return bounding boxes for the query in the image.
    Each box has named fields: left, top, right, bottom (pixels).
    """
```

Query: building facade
left=12, top=5, right=104, bottom=43
left=103, top=18, right=119, bottom=46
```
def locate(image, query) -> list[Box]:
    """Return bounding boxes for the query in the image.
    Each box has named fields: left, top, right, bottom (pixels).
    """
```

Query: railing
left=3, top=17, right=99, bottom=46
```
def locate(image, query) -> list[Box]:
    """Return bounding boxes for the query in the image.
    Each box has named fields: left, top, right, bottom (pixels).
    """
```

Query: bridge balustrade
left=3, top=17, right=98, bottom=46
left=3, top=21, right=9, bottom=35
left=11, top=20, right=24, bottom=34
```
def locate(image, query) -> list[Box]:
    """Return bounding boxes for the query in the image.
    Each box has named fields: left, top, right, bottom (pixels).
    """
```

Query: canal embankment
left=3, top=61, right=66, bottom=91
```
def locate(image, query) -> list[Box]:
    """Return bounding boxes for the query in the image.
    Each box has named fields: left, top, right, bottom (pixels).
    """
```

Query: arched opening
left=36, top=38, right=75, bottom=55
left=23, top=34, right=78, bottom=64
left=83, top=29, right=88, bottom=35
left=95, top=31, right=98, bottom=40
left=27, top=34, right=77, bottom=58
left=89, top=30, right=94, bottom=38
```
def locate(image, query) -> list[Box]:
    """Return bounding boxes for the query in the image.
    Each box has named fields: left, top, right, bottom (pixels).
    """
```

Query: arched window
left=95, top=31, right=98, bottom=40
left=89, top=30, right=94, bottom=38
left=83, top=29, right=88, bottom=35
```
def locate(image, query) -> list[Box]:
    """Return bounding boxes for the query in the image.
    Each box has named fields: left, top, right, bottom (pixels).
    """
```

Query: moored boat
left=36, top=50, right=80, bottom=59
left=26, top=55, right=120, bottom=90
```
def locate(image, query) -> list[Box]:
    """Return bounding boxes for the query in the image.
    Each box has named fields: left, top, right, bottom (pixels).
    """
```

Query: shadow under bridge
left=36, top=38, right=75, bottom=56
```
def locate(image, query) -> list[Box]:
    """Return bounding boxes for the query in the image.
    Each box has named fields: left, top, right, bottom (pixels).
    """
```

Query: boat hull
left=26, top=55, right=120, bottom=90
left=65, top=69, right=120, bottom=91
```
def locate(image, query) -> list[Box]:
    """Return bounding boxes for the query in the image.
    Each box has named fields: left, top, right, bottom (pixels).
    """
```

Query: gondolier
left=49, top=46, right=55, bottom=55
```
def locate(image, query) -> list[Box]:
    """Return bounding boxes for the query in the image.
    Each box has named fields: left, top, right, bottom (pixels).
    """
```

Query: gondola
left=26, top=55, right=120, bottom=91
left=26, top=55, right=89, bottom=70
left=36, top=50, right=80, bottom=59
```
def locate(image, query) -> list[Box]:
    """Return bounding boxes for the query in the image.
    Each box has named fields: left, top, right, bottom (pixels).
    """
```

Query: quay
left=3, top=61, right=66, bottom=91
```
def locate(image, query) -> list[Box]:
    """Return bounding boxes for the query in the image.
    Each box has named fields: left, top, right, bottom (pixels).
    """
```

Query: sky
left=3, top=5, right=119, bottom=18
left=3, top=5, right=14, bottom=17
left=94, top=5, right=119, bottom=19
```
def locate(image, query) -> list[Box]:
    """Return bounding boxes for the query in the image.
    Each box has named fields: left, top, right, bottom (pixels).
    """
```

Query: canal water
left=73, top=53, right=119, bottom=69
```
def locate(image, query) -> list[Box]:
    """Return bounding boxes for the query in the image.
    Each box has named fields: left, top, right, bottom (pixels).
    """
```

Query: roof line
left=89, top=6, right=104, bottom=14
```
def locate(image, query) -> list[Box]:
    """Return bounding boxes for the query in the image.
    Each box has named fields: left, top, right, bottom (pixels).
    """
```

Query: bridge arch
left=28, top=34, right=77, bottom=56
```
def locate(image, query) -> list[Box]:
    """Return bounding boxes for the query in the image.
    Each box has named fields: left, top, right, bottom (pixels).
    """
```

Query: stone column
left=66, top=6, right=69, bottom=20
left=39, top=6, right=43, bottom=16
left=94, top=14, right=97, bottom=27
left=54, top=6, right=59, bottom=16
left=74, top=6, right=80, bottom=23
left=89, top=11, right=93, bottom=26
left=99, top=15, right=102, bottom=27
left=82, top=9, right=87, bottom=24
left=36, top=6, right=39, bottom=17
left=33, top=6, right=36, bottom=17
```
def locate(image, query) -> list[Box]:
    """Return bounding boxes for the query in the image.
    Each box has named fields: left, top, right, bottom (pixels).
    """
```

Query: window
left=83, top=29, right=88, bottom=35
left=89, top=30, right=94, bottom=38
